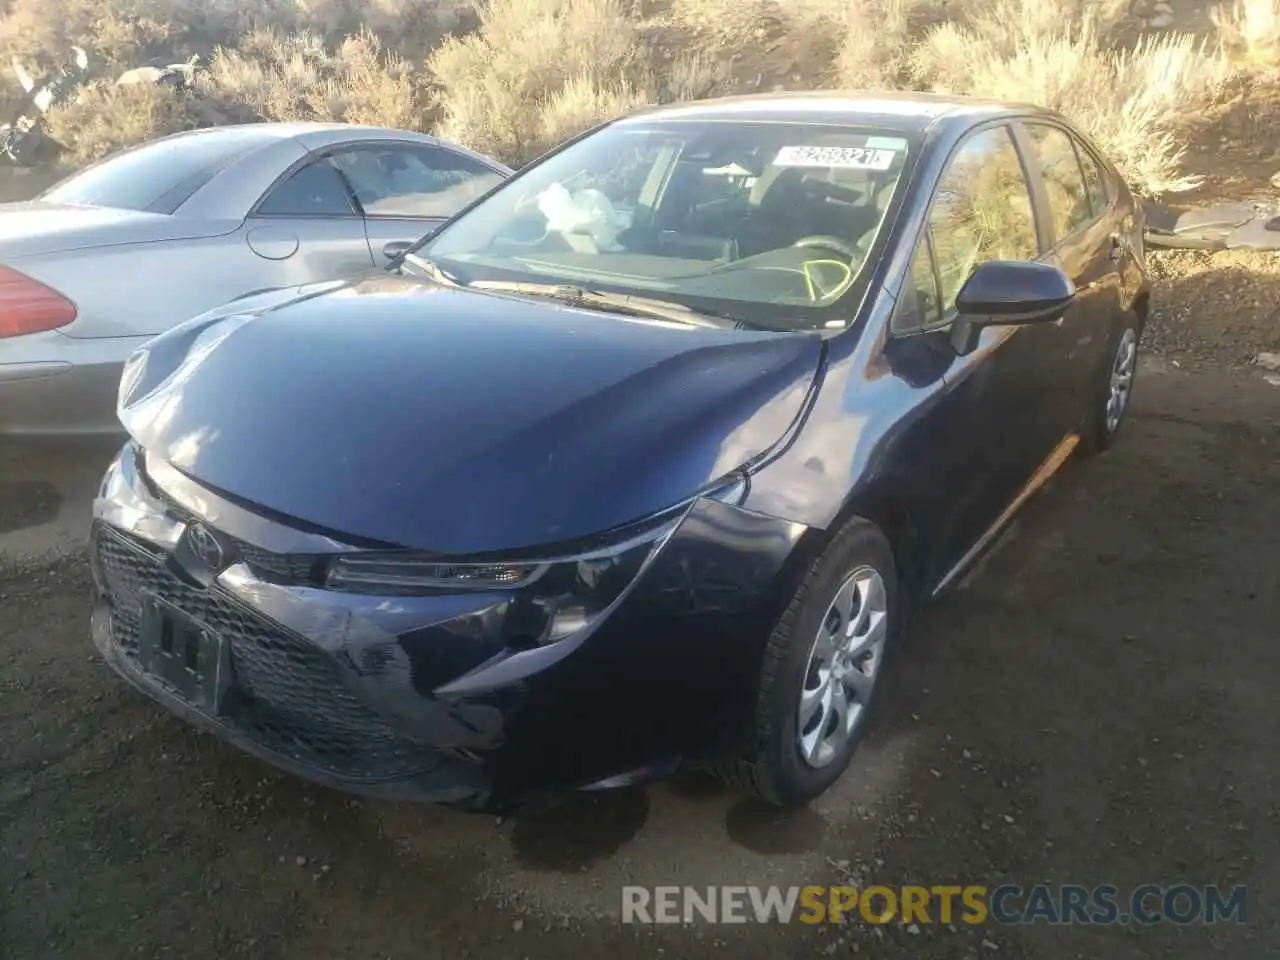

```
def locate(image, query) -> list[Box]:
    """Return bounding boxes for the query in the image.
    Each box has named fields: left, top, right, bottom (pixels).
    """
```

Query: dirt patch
left=1148, top=249, right=1280, bottom=370
left=0, top=166, right=61, bottom=201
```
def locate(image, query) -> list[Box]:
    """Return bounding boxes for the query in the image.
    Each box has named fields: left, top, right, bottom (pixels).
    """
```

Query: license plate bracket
left=137, top=594, right=233, bottom=714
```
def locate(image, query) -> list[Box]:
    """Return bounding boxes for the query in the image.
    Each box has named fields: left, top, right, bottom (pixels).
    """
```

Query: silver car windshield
left=420, top=119, right=914, bottom=330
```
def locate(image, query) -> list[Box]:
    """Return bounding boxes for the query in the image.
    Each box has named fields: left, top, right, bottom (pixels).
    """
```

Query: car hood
left=119, top=274, right=824, bottom=554
left=0, top=200, right=229, bottom=258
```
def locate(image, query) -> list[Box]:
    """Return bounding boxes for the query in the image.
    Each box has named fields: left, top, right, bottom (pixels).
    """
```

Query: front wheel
left=1081, top=319, right=1139, bottom=454
left=714, top=517, right=898, bottom=806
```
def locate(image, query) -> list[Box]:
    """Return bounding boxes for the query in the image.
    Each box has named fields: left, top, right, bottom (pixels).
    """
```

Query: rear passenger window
left=928, top=125, right=1039, bottom=315
left=1075, top=142, right=1110, bottom=217
left=255, top=159, right=356, bottom=217
left=1025, top=124, right=1093, bottom=241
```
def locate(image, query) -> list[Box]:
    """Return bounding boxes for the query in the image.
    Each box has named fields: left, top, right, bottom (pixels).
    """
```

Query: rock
left=1147, top=12, right=1174, bottom=27
left=1253, top=351, right=1280, bottom=370
left=512, top=919, right=524, bottom=932
left=1153, top=1, right=1174, bottom=12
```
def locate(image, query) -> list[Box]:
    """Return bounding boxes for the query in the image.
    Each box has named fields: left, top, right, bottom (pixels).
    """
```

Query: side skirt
left=930, top=432, right=1080, bottom=598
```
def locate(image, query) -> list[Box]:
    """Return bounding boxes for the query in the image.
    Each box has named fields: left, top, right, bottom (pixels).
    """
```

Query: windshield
left=40, top=129, right=269, bottom=213
left=418, top=119, right=915, bottom=330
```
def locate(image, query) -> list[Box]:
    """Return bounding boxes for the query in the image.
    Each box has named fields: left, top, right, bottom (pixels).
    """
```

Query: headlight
left=323, top=473, right=747, bottom=643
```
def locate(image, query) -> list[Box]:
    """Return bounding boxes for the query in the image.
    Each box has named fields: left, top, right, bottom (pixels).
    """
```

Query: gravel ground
left=2, top=350, right=1278, bottom=959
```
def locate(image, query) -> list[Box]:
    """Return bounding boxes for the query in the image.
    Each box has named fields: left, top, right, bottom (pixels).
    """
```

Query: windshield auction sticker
left=774, top=145, right=897, bottom=170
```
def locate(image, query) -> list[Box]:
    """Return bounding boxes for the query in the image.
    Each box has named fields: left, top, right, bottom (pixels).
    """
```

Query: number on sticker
left=774, top=145, right=896, bottom=171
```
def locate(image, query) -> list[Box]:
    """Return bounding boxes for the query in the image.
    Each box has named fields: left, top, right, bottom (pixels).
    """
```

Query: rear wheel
left=715, top=517, right=898, bottom=805
left=1081, top=318, right=1140, bottom=454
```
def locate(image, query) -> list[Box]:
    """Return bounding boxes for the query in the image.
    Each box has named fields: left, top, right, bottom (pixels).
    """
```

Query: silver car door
left=241, top=154, right=376, bottom=284
left=328, top=143, right=507, bottom=266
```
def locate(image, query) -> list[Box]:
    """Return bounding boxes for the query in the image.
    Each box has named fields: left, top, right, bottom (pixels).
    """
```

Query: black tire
left=1080, top=315, right=1141, bottom=455
left=714, top=517, right=898, bottom=806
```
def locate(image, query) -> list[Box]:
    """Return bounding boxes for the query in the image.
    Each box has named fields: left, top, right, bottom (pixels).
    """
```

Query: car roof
left=621, top=91, right=1054, bottom=136
left=144, top=121, right=500, bottom=160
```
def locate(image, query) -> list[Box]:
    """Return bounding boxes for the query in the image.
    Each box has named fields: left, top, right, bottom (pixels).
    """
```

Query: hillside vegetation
left=2, top=0, right=1278, bottom=196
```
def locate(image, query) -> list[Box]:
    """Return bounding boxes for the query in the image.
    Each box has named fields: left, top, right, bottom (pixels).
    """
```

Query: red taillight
left=0, top=265, right=77, bottom=338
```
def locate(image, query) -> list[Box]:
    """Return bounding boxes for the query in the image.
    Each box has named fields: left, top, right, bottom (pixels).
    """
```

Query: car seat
left=735, top=167, right=822, bottom=257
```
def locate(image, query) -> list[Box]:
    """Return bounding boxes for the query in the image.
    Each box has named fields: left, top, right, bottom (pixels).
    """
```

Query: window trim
left=888, top=119, right=1045, bottom=340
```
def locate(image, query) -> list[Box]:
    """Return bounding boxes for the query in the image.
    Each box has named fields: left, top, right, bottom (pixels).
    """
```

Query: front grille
left=229, top=538, right=320, bottom=584
left=94, top=525, right=439, bottom=781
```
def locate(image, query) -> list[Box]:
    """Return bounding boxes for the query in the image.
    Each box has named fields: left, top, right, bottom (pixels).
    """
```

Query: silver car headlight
left=323, top=473, right=748, bottom=645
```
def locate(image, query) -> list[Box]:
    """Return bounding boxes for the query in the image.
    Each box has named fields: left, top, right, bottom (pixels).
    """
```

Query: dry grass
left=0, top=0, right=470, bottom=69
left=427, top=0, right=650, bottom=165
left=832, top=0, right=954, bottom=89
left=2, top=0, right=1276, bottom=195
left=0, top=0, right=177, bottom=73
left=198, top=28, right=426, bottom=128
left=42, top=83, right=194, bottom=167
left=1214, top=0, right=1280, bottom=71
left=912, top=3, right=1234, bottom=195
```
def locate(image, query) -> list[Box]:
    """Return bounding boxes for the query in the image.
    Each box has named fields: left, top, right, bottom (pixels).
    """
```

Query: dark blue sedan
left=90, top=92, right=1150, bottom=811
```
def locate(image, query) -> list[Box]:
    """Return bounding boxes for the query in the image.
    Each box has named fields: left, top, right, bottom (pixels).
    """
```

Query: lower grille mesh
left=94, top=525, right=438, bottom=781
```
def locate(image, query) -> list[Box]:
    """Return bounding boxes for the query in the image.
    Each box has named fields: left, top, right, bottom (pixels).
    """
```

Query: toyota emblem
left=185, top=522, right=226, bottom=573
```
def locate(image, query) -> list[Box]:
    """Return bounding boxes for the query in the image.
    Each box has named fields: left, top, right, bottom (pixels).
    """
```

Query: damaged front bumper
left=89, top=444, right=808, bottom=811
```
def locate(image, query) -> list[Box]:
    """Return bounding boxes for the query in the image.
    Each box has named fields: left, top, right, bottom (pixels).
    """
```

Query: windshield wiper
left=399, top=252, right=468, bottom=288
left=467, top=280, right=746, bottom=329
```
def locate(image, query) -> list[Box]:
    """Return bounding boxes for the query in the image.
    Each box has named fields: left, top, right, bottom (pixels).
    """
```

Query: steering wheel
left=792, top=235, right=860, bottom=259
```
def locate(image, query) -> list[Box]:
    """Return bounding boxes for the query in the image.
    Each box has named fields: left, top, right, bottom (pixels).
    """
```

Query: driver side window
left=928, top=125, right=1039, bottom=314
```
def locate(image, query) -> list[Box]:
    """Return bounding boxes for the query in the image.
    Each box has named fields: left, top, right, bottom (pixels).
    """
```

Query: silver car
left=0, top=122, right=511, bottom=436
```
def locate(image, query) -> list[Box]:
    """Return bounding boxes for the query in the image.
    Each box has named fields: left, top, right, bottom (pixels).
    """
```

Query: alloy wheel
left=1106, top=327, right=1138, bottom=435
left=797, top=566, right=888, bottom=768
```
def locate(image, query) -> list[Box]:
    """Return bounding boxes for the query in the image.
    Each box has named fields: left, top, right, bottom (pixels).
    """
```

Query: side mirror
left=950, top=260, right=1076, bottom=356
left=382, top=239, right=412, bottom=261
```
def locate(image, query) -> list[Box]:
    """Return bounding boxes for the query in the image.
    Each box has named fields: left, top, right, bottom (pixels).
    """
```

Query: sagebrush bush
left=200, top=28, right=427, bottom=128
left=669, top=0, right=847, bottom=88
left=909, top=0, right=1232, bottom=194
left=831, top=0, right=952, bottom=89
left=43, top=83, right=194, bottom=167
left=1214, top=0, right=1280, bottom=71
left=0, top=0, right=470, bottom=71
left=0, top=0, right=177, bottom=73
left=428, top=0, right=647, bottom=164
